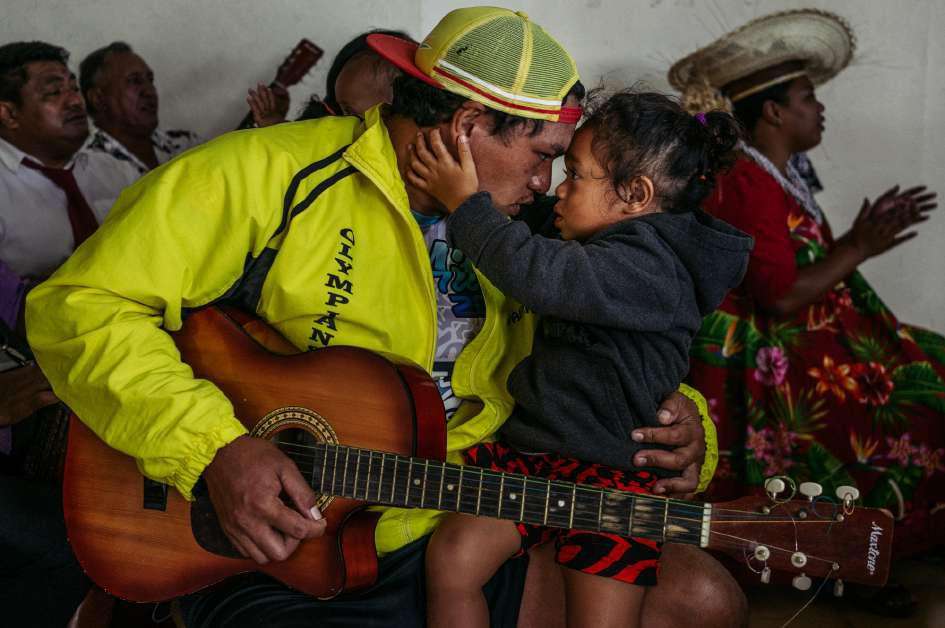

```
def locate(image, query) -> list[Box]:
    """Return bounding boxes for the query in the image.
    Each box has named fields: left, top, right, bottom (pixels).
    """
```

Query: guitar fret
left=421, top=460, right=429, bottom=508
left=378, top=453, right=386, bottom=502
left=405, top=459, right=413, bottom=506
left=351, top=449, right=361, bottom=499
left=456, top=467, right=464, bottom=512
left=475, top=468, right=484, bottom=516
left=309, top=445, right=318, bottom=491
left=597, top=491, right=604, bottom=532
left=498, top=473, right=505, bottom=519
left=628, top=494, right=635, bottom=536
left=543, top=480, right=551, bottom=525
left=390, top=457, right=398, bottom=504
left=331, top=445, right=339, bottom=496
left=319, top=445, right=327, bottom=495
left=519, top=478, right=526, bottom=522
left=568, top=484, right=576, bottom=529
left=342, top=448, right=350, bottom=498
left=437, top=461, right=446, bottom=509
left=661, top=499, right=669, bottom=543
left=365, top=452, right=373, bottom=501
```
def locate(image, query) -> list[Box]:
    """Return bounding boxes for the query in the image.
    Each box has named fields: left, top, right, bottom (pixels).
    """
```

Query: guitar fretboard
left=283, top=442, right=708, bottom=546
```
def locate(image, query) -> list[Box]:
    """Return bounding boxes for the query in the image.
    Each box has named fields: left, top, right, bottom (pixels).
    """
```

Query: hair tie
left=694, top=112, right=708, bottom=126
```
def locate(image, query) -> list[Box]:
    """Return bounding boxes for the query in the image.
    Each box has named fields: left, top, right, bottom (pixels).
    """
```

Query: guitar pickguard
left=189, top=406, right=339, bottom=558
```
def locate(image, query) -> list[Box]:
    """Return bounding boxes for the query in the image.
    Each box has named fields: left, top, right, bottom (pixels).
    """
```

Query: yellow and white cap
left=369, top=6, right=582, bottom=123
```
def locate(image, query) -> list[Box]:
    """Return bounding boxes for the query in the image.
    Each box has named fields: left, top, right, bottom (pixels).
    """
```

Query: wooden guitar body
left=62, top=307, right=445, bottom=602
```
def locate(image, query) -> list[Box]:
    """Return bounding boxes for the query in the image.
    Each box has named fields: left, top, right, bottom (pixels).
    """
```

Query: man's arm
left=26, top=132, right=324, bottom=561
left=632, top=385, right=717, bottom=498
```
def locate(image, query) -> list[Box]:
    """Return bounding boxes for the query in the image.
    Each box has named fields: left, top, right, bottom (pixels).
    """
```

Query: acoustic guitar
left=236, top=39, right=324, bottom=130
left=63, top=306, right=894, bottom=602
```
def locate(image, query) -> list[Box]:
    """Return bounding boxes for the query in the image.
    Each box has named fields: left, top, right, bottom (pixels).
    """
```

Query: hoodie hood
left=630, top=210, right=753, bottom=315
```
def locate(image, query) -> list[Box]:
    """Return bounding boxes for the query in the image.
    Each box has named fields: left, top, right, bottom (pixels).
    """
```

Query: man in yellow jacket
left=27, top=8, right=745, bottom=627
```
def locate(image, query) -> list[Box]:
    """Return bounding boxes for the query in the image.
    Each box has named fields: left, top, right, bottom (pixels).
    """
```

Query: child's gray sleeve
left=446, top=192, right=680, bottom=331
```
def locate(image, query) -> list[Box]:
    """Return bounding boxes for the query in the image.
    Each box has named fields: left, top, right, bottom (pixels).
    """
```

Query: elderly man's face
left=94, top=51, right=158, bottom=134
left=0, top=61, right=88, bottom=157
left=466, top=100, right=578, bottom=216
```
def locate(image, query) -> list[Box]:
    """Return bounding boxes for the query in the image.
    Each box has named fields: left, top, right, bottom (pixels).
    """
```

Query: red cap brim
left=367, top=33, right=442, bottom=89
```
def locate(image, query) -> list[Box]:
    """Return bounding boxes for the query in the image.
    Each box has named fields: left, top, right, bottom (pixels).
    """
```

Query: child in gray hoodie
left=409, top=91, right=753, bottom=628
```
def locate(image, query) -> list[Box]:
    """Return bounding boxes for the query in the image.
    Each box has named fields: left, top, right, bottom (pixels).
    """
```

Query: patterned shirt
left=412, top=211, right=486, bottom=420
left=84, top=127, right=201, bottom=180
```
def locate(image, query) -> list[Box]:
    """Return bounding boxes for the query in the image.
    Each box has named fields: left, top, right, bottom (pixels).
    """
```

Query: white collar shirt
left=0, top=136, right=123, bottom=279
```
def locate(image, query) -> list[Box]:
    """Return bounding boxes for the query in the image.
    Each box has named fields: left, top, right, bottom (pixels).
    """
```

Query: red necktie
left=21, top=158, right=99, bottom=247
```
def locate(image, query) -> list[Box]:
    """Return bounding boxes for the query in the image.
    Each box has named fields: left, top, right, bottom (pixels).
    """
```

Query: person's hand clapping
left=406, top=129, right=479, bottom=214
left=846, top=184, right=937, bottom=260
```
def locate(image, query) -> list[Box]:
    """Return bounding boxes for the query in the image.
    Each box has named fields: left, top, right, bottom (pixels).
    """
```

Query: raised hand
left=847, top=184, right=937, bottom=260
left=247, top=83, right=290, bottom=128
left=405, top=128, right=479, bottom=213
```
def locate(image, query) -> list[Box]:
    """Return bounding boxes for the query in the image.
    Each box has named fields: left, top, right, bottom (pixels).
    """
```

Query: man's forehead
left=27, top=61, right=71, bottom=83
left=105, top=52, right=151, bottom=78
left=529, top=122, right=574, bottom=155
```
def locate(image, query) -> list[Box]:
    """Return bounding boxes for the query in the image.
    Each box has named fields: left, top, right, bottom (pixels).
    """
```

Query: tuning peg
left=760, top=566, right=771, bottom=584
left=799, top=482, right=822, bottom=499
left=833, top=579, right=844, bottom=597
left=792, top=573, right=812, bottom=591
left=836, top=485, right=860, bottom=502
left=764, top=477, right=786, bottom=495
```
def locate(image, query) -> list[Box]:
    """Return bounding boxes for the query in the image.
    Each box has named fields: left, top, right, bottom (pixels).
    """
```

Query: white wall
left=3, top=0, right=944, bottom=330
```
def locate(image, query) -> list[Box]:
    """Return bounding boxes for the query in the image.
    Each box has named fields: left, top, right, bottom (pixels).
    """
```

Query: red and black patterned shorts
left=463, top=441, right=661, bottom=586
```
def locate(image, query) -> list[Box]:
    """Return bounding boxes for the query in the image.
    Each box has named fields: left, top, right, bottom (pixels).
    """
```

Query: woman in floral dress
left=684, top=68, right=945, bottom=558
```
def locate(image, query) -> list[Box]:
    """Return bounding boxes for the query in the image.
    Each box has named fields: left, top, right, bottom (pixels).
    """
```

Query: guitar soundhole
left=253, top=406, right=337, bottom=512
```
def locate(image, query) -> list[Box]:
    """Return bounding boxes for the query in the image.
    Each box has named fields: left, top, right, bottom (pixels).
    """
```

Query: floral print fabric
left=689, top=158, right=945, bottom=555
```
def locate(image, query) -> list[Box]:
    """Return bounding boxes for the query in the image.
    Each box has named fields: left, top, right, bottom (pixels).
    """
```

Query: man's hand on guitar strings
left=204, top=435, right=326, bottom=564
left=631, top=391, right=705, bottom=499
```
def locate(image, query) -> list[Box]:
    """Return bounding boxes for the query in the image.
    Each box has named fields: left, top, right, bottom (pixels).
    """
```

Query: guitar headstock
left=273, top=39, right=324, bottom=88
left=707, top=478, right=893, bottom=590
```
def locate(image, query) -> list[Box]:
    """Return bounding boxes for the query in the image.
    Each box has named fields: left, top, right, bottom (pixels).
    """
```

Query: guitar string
left=283, top=444, right=834, bottom=527
left=285, top=451, right=837, bottom=557
left=284, top=445, right=841, bottom=563
left=279, top=440, right=764, bottom=518
left=278, top=442, right=839, bottom=522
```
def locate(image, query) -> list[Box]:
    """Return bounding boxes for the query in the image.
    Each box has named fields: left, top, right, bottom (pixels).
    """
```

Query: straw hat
left=668, top=9, right=855, bottom=112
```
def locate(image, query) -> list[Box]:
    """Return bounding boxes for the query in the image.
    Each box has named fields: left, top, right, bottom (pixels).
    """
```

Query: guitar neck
left=285, top=441, right=710, bottom=547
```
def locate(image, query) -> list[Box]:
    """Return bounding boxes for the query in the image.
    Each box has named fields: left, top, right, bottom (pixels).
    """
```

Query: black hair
left=0, top=41, right=70, bottom=105
left=298, top=29, right=415, bottom=121
left=583, top=90, right=742, bottom=214
left=730, top=80, right=792, bottom=135
left=389, top=74, right=587, bottom=142
left=78, top=41, right=133, bottom=115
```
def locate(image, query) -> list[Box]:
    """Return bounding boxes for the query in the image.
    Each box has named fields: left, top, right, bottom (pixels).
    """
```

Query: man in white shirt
left=0, top=41, right=120, bottom=281
left=0, top=41, right=111, bottom=627
left=79, top=41, right=199, bottom=183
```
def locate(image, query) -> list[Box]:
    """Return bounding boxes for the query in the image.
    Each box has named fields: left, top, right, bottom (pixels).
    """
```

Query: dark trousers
left=179, top=536, right=528, bottom=628
left=0, top=476, right=90, bottom=627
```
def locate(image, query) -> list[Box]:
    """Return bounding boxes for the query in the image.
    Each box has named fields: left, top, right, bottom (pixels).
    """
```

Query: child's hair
left=582, top=90, right=742, bottom=214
